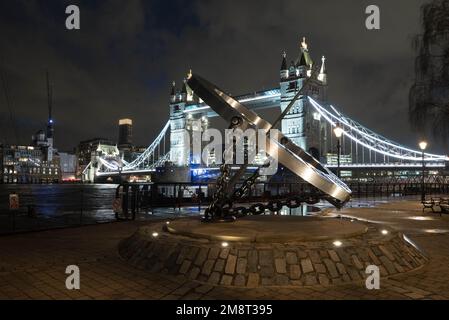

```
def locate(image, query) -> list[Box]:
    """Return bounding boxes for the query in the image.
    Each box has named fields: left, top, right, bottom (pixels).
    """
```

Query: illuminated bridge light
left=307, top=97, right=449, bottom=162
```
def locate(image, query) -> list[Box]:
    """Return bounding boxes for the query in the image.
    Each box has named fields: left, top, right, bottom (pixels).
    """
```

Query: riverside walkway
left=0, top=199, right=448, bottom=300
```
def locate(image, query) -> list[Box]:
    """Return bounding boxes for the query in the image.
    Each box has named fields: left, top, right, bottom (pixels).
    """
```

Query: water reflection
left=0, top=184, right=118, bottom=224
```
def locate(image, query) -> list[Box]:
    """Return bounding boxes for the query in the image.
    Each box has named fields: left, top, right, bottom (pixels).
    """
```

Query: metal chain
left=204, top=118, right=242, bottom=220
left=228, top=158, right=321, bottom=217
left=225, top=193, right=322, bottom=218
left=204, top=161, right=231, bottom=219
left=206, top=160, right=322, bottom=219
left=231, top=167, right=261, bottom=200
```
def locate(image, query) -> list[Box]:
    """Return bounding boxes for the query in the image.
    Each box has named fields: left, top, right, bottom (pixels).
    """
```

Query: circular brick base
left=118, top=217, right=428, bottom=287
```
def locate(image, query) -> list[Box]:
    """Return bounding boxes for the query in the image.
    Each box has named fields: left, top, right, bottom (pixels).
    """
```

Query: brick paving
left=1, top=200, right=449, bottom=300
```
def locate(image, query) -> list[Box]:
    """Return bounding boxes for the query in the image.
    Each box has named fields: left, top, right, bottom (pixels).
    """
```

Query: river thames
left=0, top=183, right=416, bottom=235
left=0, top=184, right=118, bottom=233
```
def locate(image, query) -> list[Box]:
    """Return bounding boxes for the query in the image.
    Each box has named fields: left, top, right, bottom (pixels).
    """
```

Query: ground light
left=333, top=240, right=342, bottom=247
left=408, top=216, right=434, bottom=221
left=152, top=232, right=159, bottom=238
left=221, top=242, right=229, bottom=248
left=424, top=229, right=449, bottom=234
left=381, top=229, right=389, bottom=235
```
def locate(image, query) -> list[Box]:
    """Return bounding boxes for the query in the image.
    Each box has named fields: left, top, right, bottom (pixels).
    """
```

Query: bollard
left=9, top=193, right=20, bottom=232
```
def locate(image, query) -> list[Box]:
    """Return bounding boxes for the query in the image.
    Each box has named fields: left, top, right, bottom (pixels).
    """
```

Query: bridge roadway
left=95, top=161, right=448, bottom=177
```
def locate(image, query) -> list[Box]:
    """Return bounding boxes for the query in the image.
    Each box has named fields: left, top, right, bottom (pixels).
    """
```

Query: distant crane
left=0, top=64, right=19, bottom=145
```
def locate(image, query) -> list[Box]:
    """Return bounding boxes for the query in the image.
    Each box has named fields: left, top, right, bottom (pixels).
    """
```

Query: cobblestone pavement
left=0, top=200, right=449, bottom=300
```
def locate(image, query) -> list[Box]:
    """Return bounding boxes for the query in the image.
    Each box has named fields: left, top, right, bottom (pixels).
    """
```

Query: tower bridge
left=87, top=38, right=449, bottom=184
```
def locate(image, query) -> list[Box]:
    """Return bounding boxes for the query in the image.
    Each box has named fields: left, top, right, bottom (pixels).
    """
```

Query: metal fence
left=347, top=182, right=449, bottom=198
left=115, top=181, right=449, bottom=218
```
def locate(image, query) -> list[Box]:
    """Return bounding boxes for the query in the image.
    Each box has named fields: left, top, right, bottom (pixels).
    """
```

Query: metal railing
left=114, top=180, right=449, bottom=218
left=2, top=180, right=448, bottom=235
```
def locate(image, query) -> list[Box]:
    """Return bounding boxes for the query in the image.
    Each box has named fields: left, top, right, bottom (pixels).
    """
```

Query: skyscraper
left=118, top=119, right=133, bottom=148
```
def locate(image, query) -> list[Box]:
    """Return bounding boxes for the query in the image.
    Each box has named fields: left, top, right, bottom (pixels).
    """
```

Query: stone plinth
left=118, top=216, right=428, bottom=287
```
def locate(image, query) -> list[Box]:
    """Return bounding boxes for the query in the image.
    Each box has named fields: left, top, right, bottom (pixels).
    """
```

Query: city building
left=118, top=119, right=133, bottom=148
left=118, top=118, right=134, bottom=162
left=0, top=144, right=60, bottom=184
left=82, top=143, right=121, bottom=183
left=58, top=152, right=78, bottom=181
left=0, top=77, right=60, bottom=184
left=76, top=137, right=114, bottom=173
left=77, top=138, right=112, bottom=166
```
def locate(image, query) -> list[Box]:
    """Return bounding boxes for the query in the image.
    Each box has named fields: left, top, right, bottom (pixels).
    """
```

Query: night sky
left=0, top=0, right=440, bottom=152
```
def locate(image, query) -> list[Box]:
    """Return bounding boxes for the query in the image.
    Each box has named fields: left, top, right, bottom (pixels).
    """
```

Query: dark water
left=0, top=183, right=425, bottom=234
left=0, top=184, right=118, bottom=234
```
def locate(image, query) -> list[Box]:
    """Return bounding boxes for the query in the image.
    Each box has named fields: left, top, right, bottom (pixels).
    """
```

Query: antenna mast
left=46, top=71, right=54, bottom=139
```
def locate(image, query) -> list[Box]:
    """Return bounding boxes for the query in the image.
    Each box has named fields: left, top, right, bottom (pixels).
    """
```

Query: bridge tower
left=280, top=37, right=328, bottom=161
left=169, top=81, right=188, bottom=166
left=169, top=72, right=208, bottom=167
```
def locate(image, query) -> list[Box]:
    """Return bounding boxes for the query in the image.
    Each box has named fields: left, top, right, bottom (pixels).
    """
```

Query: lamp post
left=419, top=141, right=427, bottom=202
left=334, top=124, right=344, bottom=178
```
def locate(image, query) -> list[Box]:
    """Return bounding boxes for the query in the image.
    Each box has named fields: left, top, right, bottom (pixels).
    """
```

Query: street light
left=334, top=124, right=344, bottom=178
left=419, top=141, right=427, bottom=202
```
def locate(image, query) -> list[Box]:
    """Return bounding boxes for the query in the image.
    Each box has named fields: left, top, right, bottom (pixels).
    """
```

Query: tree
left=409, top=0, right=449, bottom=146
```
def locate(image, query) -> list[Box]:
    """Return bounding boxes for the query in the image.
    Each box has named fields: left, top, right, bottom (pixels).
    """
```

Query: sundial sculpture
left=187, top=72, right=352, bottom=222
